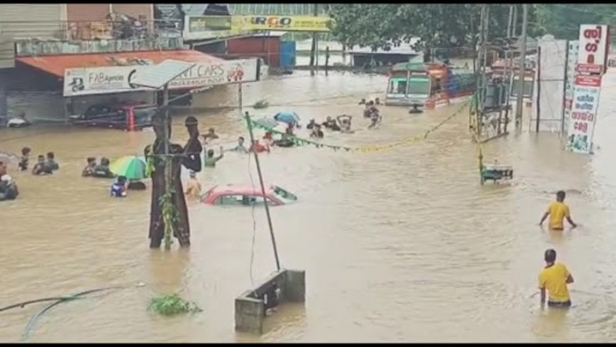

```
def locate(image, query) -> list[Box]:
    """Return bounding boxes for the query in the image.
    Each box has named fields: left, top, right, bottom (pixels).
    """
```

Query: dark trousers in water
left=548, top=300, right=572, bottom=308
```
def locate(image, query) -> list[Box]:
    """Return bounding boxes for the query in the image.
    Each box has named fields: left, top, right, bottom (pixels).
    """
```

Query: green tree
left=328, top=4, right=402, bottom=51
left=535, top=4, right=616, bottom=40
left=328, top=4, right=545, bottom=58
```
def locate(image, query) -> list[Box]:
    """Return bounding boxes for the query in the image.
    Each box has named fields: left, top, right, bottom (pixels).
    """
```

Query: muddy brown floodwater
left=2, top=71, right=616, bottom=343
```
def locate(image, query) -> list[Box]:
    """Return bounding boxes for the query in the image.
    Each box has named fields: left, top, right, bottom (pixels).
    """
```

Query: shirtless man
left=201, top=128, right=219, bottom=144
left=337, top=115, right=354, bottom=133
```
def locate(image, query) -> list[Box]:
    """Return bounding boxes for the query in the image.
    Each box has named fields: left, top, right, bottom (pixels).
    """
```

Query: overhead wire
left=247, top=141, right=258, bottom=289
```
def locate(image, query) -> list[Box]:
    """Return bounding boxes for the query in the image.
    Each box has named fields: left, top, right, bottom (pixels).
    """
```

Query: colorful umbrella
left=110, top=155, right=148, bottom=180
left=273, top=111, right=300, bottom=125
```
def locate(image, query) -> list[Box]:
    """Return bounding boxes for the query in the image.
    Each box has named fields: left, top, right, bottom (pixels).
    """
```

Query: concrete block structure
left=235, top=269, right=306, bottom=334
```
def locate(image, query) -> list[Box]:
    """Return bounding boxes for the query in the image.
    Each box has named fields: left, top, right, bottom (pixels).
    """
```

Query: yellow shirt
left=538, top=263, right=571, bottom=302
left=546, top=201, right=570, bottom=230
left=184, top=178, right=201, bottom=199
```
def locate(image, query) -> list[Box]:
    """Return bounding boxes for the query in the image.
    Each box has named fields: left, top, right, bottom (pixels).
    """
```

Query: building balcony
left=3, top=19, right=184, bottom=57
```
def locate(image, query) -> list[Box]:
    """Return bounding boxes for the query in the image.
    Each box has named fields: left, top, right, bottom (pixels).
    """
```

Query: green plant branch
left=150, top=293, right=202, bottom=316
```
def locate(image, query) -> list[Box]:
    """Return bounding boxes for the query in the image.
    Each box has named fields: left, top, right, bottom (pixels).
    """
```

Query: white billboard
left=63, top=58, right=260, bottom=97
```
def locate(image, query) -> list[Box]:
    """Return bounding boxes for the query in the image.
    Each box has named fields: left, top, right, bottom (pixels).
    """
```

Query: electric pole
left=515, top=3, right=528, bottom=129
left=309, top=3, right=318, bottom=76
left=473, top=4, right=510, bottom=143
left=503, top=5, right=515, bottom=134
left=511, top=5, right=518, bottom=38
left=475, top=4, right=489, bottom=139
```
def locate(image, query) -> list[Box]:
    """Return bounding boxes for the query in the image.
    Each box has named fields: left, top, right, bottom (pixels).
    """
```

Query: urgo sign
left=238, top=15, right=332, bottom=32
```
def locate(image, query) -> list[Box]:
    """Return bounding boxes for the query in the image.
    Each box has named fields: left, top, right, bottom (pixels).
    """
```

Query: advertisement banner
left=234, top=15, right=333, bottom=32
left=565, top=75, right=601, bottom=154
left=577, top=24, right=609, bottom=74
left=183, top=15, right=247, bottom=41
left=563, top=41, right=579, bottom=135
left=64, top=58, right=260, bottom=97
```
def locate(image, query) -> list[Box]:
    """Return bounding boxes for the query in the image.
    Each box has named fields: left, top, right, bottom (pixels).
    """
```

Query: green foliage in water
left=253, top=99, right=270, bottom=109
left=159, top=189, right=178, bottom=251
left=150, top=294, right=202, bottom=316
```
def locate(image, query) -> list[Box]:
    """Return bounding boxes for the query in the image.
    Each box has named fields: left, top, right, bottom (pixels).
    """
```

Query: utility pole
left=244, top=111, right=281, bottom=271
left=474, top=4, right=509, bottom=143
left=309, top=3, right=318, bottom=76
left=515, top=3, right=528, bottom=129
left=503, top=5, right=515, bottom=134
left=511, top=5, right=518, bottom=38
left=475, top=4, right=489, bottom=139
left=507, top=5, right=514, bottom=38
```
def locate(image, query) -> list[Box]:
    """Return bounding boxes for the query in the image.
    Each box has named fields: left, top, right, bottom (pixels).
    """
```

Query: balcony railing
left=0, top=19, right=185, bottom=56
left=0, top=19, right=183, bottom=41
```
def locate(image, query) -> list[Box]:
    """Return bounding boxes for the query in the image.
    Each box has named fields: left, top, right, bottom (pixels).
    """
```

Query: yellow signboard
left=233, top=15, right=333, bottom=32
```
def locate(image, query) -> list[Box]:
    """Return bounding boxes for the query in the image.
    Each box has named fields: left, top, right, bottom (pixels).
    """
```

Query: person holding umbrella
left=109, top=155, right=148, bottom=190
left=273, top=111, right=301, bottom=128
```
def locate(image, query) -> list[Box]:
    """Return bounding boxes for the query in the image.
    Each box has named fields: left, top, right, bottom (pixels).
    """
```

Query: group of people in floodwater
left=0, top=148, right=60, bottom=201
left=305, top=98, right=382, bottom=139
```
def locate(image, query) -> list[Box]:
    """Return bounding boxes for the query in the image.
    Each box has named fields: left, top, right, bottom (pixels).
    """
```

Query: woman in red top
left=250, top=140, right=269, bottom=153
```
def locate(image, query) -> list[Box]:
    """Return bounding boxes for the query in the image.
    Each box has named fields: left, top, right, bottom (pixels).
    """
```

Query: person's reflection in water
left=533, top=303, right=570, bottom=340
left=148, top=248, right=191, bottom=291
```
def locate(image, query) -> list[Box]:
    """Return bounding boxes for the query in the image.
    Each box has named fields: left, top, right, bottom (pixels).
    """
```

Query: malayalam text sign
left=563, top=41, right=579, bottom=135
left=235, top=15, right=333, bottom=32
left=565, top=75, right=602, bottom=154
left=63, top=59, right=260, bottom=97
left=577, top=24, right=610, bottom=75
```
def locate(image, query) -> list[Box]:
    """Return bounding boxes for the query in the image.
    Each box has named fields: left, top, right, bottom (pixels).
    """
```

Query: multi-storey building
left=0, top=4, right=222, bottom=123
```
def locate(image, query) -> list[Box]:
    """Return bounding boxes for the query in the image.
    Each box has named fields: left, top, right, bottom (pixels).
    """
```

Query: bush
left=149, top=294, right=202, bottom=316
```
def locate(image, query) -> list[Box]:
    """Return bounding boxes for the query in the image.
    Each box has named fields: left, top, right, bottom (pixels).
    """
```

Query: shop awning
left=16, top=49, right=223, bottom=78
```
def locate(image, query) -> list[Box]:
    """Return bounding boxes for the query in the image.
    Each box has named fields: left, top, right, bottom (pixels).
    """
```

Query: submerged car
left=201, top=184, right=298, bottom=206
left=69, top=103, right=156, bottom=131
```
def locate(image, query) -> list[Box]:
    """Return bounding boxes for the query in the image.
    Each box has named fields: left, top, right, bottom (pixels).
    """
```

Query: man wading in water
left=539, top=190, right=577, bottom=230
left=145, top=113, right=202, bottom=248
left=539, top=249, right=574, bottom=309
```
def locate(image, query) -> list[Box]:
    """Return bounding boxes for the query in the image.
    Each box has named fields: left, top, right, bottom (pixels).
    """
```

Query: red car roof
left=209, top=184, right=275, bottom=196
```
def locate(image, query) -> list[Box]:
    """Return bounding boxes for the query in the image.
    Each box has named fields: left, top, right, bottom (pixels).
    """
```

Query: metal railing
left=0, top=19, right=183, bottom=41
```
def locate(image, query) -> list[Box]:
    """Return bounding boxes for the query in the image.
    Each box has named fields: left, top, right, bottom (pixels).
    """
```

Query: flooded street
left=2, top=70, right=616, bottom=342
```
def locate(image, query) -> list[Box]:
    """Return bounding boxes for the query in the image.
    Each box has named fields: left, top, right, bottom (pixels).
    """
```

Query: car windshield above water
left=133, top=106, right=157, bottom=125
left=201, top=184, right=297, bottom=206
left=272, top=185, right=297, bottom=203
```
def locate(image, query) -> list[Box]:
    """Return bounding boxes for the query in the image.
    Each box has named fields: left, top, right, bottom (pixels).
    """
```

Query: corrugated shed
left=227, top=36, right=280, bottom=67
left=0, top=4, right=64, bottom=40
left=17, top=49, right=223, bottom=77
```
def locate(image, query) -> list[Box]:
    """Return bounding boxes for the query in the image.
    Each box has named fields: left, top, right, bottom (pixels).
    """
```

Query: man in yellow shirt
left=539, top=190, right=577, bottom=230
left=539, top=249, right=574, bottom=308
left=184, top=171, right=201, bottom=200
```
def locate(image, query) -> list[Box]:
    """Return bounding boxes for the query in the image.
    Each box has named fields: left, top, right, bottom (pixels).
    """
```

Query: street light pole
left=515, top=3, right=528, bottom=129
